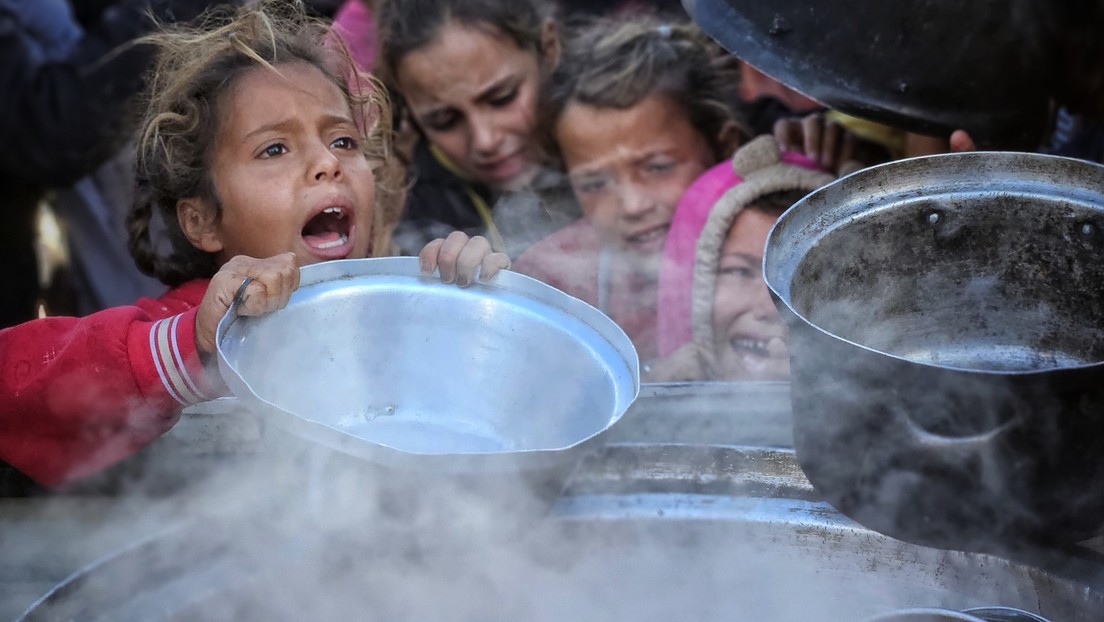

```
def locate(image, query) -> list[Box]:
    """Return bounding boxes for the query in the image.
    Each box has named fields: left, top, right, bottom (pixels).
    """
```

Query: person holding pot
left=646, top=135, right=833, bottom=382
left=0, top=0, right=507, bottom=488
left=376, top=0, right=581, bottom=258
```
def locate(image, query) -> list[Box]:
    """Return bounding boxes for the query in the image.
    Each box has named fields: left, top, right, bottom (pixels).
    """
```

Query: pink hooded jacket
left=655, top=136, right=833, bottom=363
left=332, top=0, right=377, bottom=72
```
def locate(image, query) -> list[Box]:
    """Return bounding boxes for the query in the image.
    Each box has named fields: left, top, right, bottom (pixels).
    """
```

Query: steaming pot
left=764, top=151, right=1104, bottom=552
left=215, top=257, right=638, bottom=476
left=15, top=385, right=1104, bottom=621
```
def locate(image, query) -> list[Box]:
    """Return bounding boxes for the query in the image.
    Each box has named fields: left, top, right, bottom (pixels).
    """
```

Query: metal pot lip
left=215, top=256, right=641, bottom=463
left=763, top=151, right=1104, bottom=377
left=961, top=607, right=1052, bottom=622
left=863, top=608, right=989, bottom=622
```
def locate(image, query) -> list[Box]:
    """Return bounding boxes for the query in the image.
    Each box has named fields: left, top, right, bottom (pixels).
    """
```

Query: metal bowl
left=216, top=257, right=639, bottom=474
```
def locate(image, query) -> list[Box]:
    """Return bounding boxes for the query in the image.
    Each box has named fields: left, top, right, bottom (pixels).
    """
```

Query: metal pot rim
left=214, top=257, right=641, bottom=472
left=763, top=151, right=1104, bottom=377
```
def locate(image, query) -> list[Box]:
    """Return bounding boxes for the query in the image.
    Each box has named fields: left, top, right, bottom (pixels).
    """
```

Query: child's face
left=398, top=22, right=546, bottom=191
left=195, top=62, right=376, bottom=265
left=710, top=208, right=789, bottom=381
left=556, top=93, right=716, bottom=273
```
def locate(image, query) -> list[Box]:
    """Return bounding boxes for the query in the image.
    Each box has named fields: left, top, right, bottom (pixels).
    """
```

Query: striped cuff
left=148, top=312, right=211, bottom=405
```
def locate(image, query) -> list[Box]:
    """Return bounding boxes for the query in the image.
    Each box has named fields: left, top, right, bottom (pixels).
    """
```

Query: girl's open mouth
left=729, top=335, right=789, bottom=360
left=302, top=206, right=352, bottom=254
left=625, top=225, right=669, bottom=251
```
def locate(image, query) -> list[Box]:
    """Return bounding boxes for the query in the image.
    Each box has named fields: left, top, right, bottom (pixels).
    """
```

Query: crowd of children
left=4, top=0, right=1084, bottom=487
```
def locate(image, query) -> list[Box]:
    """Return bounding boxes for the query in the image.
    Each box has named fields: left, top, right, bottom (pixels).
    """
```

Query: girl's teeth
left=731, top=338, right=767, bottom=353
left=316, top=233, right=349, bottom=249
left=630, top=229, right=663, bottom=243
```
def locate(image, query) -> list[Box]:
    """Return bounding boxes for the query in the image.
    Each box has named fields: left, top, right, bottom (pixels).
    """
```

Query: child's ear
left=717, top=121, right=744, bottom=160
left=177, top=197, right=224, bottom=254
left=540, top=19, right=561, bottom=69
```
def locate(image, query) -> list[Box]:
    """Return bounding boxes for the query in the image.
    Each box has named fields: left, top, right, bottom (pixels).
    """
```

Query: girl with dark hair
left=377, top=0, right=578, bottom=256
left=0, top=0, right=505, bottom=488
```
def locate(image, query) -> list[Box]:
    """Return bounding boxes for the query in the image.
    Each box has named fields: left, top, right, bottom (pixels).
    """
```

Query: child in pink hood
left=648, top=135, right=833, bottom=382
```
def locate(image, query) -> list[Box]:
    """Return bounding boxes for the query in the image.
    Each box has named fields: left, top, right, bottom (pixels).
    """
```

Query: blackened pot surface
left=682, top=0, right=1089, bottom=148
left=17, top=442, right=1104, bottom=622
left=763, top=151, right=1104, bottom=551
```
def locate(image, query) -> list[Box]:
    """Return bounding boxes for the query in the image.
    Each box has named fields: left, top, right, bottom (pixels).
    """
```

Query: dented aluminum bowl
left=215, top=257, right=639, bottom=475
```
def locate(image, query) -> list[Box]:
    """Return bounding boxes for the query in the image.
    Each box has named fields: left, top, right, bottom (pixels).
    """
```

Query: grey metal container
left=216, top=257, right=639, bottom=476
left=764, top=151, right=1104, bottom=552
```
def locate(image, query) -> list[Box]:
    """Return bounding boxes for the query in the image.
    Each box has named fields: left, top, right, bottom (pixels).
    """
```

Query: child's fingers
left=801, top=113, right=824, bottom=162
left=435, top=231, right=471, bottom=284
left=477, top=253, right=512, bottom=283
left=237, top=253, right=299, bottom=316
left=950, top=129, right=977, bottom=153
left=418, top=238, right=445, bottom=275
left=454, top=235, right=493, bottom=286
left=820, top=119, right=841, bottom=172
left=772, top=118, right=800, bottom=152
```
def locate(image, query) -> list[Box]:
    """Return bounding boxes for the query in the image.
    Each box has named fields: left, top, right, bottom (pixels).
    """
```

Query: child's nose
left=470, top=116, right=502, bottom=154
left=750, top=279, right=780, bottom=321
left=618, top=182, right=652, bottom=217
left=312, top=146, right=343, bottom=181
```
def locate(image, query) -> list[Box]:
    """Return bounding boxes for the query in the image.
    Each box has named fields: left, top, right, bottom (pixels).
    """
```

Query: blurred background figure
left=376, top=0, right=576, bottom=257
left=512, top=15, right=746, bottom=362
left=0, top=0, right=241, bottom=327
left=331, top=0, right=379, bottom=71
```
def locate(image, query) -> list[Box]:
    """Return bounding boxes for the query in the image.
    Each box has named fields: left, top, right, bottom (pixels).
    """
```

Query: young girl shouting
left=0, top=0, right=507, bottom=487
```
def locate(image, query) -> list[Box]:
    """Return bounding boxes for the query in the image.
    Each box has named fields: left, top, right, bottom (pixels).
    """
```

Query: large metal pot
left=683, top=0, right=1104, bottom=147
left=216, top=257, right=639, bottom=476
left=764, top=151, right=1104, bottom=552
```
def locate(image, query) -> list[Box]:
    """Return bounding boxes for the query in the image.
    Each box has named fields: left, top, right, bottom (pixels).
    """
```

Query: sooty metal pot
left=683, top=0, right=1104, bottom=148
left=764, top=151, right=1104, bottom=552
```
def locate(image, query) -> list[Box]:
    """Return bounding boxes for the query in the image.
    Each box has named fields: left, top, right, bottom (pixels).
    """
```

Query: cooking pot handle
left=902, top=413, right=1014, bottom=450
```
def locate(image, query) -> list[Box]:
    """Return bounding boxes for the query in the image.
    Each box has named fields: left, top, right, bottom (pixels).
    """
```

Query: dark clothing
left=1056, top=124, right=1104, bottom=164
left=393, top=140, right=582, bottom=259
left=0, top=0, right=211, bottom=328
left=1044, top=107, right=1104, bottom=164
left=735, top=96, right=822, bottom=138
left=392, top=140, right=496, bottom=255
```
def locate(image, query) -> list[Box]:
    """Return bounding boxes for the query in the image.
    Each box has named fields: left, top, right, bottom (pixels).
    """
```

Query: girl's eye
left=489, top=89, right=518, bottom=108
left=261, top=143, right=288, bottom=158
left=644, top=160, right=675, bottom=175
left=332, top=136, right=359, bottom=150
left=424, top=112, right=460, bottom=132
left=718, top=265, right=756, bottom=280
left=576, top=178, right=608, bottom=195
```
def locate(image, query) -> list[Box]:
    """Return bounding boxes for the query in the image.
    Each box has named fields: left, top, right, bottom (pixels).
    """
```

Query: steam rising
left=10, top=388, right=1104, bottom=621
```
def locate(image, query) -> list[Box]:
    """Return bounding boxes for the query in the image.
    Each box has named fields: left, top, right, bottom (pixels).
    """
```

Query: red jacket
left=514, top=218, right=659, bottom=361
left=0, top=279, right=221, bottom=487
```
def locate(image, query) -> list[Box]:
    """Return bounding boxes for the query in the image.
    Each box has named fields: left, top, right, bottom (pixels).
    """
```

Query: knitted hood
left=656, top=136, right=834, bottom=358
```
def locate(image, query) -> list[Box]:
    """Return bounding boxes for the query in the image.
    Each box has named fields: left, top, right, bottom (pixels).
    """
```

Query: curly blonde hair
left=129, top=0, right=402, bottom=286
